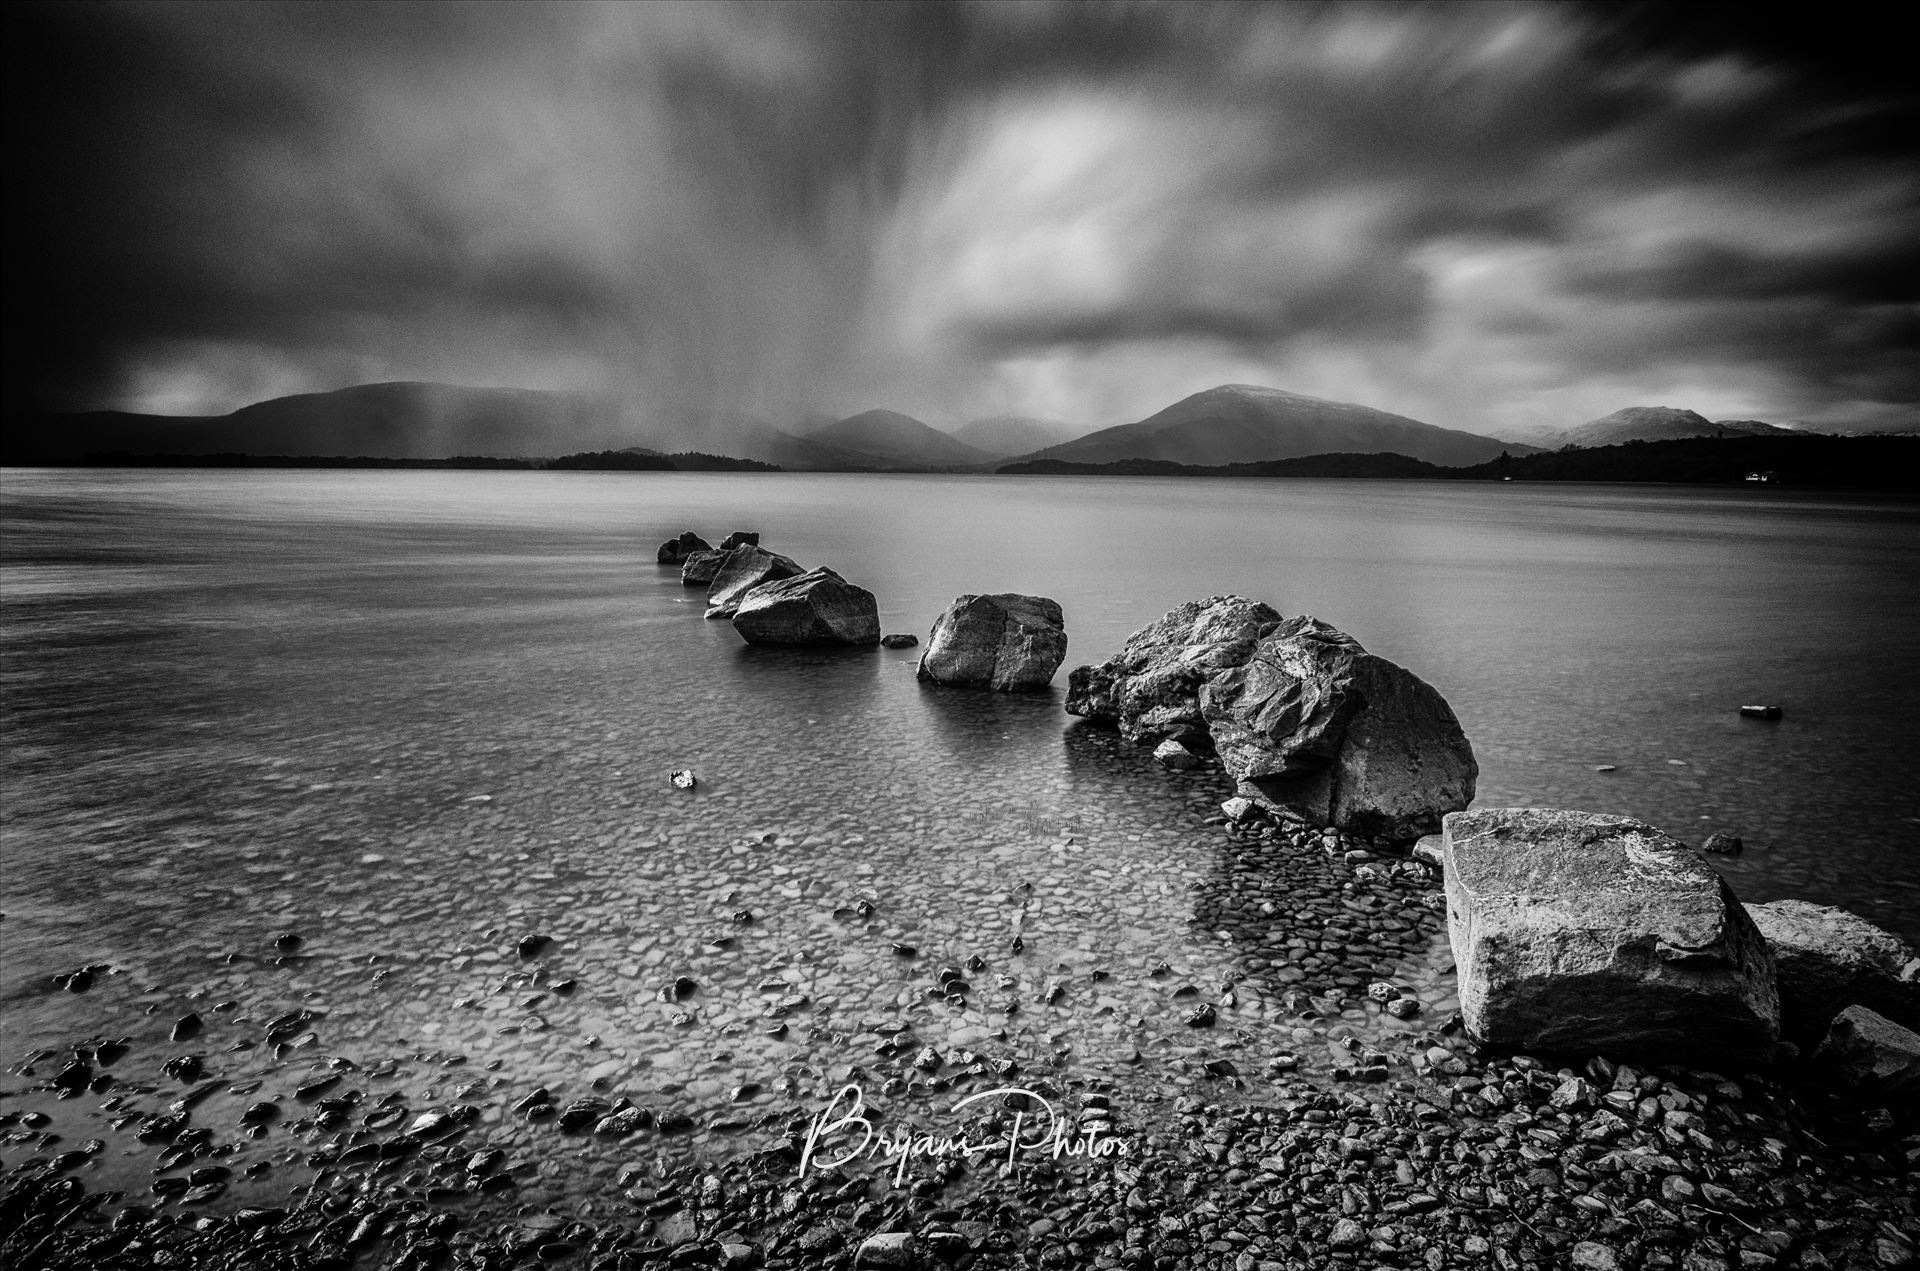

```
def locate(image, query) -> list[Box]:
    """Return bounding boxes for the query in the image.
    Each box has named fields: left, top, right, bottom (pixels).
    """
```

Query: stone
left=704, top=545, right=805, bottom=619
left=880, top=634, right=918, bottom=649
left=1065, top=597, right=1475, bottom=839
left=1412, top=835, right=1444, bottom=869
left=657, top=531, right=711, bottom=564
left=855, top=1232, right=918, bottom=1268
left=1571, top=1242, right=1623, bottom=1271
left=681, top=549, right=728, bottom=587
left=1152, top=738, right=1206, bottom=770
left=1811, top=1005, right=1920, bottom=1091
left=731, top=567, right=880, bottom=646
left=1442, top=808, right=1779, bottom=1066
left=917, top=594, right=1067, bottom=692
left=718, top=531, right=760, bottom=550
left=1219, top=796, right=1263, bottom=825
left=1702, top=832, right=1743, bottom=854
left=1744, top=899, right=1920, bottom=1042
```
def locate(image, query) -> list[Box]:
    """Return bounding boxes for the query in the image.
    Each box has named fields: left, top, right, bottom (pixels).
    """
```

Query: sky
left=10, top=0, right=1917, bottom=441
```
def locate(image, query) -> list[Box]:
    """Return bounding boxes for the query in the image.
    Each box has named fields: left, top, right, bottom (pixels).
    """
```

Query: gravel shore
left=5, top=814, right=1915, bottom=1270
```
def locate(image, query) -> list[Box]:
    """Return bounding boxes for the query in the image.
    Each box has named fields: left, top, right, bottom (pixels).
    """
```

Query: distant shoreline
left=3, top=433, right=1914, bottom=489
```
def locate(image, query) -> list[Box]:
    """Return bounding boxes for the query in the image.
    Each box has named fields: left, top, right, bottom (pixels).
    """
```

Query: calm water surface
left=2, top=468, right=1916, bottom=1213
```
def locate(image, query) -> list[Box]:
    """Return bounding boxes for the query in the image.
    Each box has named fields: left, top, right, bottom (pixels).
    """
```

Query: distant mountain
left=13, top=382, right=623, bottom=462
left=1564, top=406, right=1722, bottom=448
left=804, top=409, right=992, bottom=467
left=1500, top=407, right=1806, bottom=451
left=949, top=415, right=1085, bottom=458
left=1019, top=384, right=1524, bottom=468
left=703, top=417, right=894, bottom=471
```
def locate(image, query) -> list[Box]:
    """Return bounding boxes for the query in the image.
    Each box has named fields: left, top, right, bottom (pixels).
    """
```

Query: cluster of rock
left=1436, top=806, right=1919, bottom=1085
left=1059, top=594, right=1918, bottom=1083
left=1066, top=595, right=1477, bottom=840
left=656, top=528, right=1071, bottom=689
left=658, top=530, right=881, bottom=646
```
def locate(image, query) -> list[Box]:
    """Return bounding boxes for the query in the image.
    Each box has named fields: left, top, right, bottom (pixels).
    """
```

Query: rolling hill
left=1016, top=384, right=1523, bottom=468
left=13, top=382, right=624, bottom=462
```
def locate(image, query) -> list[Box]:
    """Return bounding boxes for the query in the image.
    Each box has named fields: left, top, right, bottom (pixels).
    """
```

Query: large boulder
left=731, top=568, right=879, bottom=645
left=917, top=595, right=1067, bottom=692
left=1065, top=596, right=1475, bottom=839
left=704, top=545, right=804, bottom=619
left=718, top=531, right=760, bottom=551
left=1442, top=808, right=1779, bottom=1066
left=657, top=531, right=711, bottom=564
left=681, top=550, right=727, bottom=587
left=1066, top=595, right=1281, bottom=743
left=1745, top=900, right=1920, bottom=1043
left=1811, top=1005, right=1920, bottom=1092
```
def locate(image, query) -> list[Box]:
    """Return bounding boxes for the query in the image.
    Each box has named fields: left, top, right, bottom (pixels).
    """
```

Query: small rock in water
left=659, top=975, right=698, bottom=1001
left=1702, top=832, right=1744, bottom=855
left=1739, top=704, right=1784, bottom=720
left=880, top=634, right=918, bottom=649
left=274, top=932, right=303, bottom=953
left=1152, top=738, right=1205, bottom=770
left=669, top=769, right=697, bottom=790
left=239, top=1102, right=278, bottom=1126
left=60, top=969, right=93, bottom=993
left=162, top=1054, right=205, bottom=1083
left=171, top=1013, right=203, bottom=1042
left=891, top=942, right=918, bottom=958
left=517, top=933, right=552, bottom=959
left=52, top=1058, right=93, bottom=1095
left=1184, top=1003, right=1217, bottom=1028
left=1594, top=764, right=1617, bottom=772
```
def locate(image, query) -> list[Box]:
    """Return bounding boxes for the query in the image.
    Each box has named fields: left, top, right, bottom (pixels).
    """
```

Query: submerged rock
left=1443, top=807, right=1779, bottom=1066
left=1066, top=596, right=1475, bottom=838
left=916, top=594, right=1067, bottom=692
left=681, top=549, right=728, bottom=587
left=880, top=633, right=918, bottom=649
left=1746, top=899, right=1920, bottom=1042
left=1811, top=1005, right=1920, bottom=1091
left=731, top=567, right=880, bottom=645
left=657, top=531, right=711, bottom=565
left=705, top=545, right=805, bottom=619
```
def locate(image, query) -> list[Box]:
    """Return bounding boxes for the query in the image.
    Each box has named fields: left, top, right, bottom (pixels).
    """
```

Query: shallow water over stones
left=2, top=676, right=1461, bottom=1225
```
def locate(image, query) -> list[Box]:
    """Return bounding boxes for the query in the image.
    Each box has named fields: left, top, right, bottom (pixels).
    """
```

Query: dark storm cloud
left=7, top=0, right=1916, bottom=436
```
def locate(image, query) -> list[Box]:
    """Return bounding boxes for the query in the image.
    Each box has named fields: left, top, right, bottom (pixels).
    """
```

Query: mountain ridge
left=1016, top=384, right=1527, bottom=467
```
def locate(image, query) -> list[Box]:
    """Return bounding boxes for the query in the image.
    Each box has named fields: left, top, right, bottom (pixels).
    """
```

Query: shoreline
left=6, top=812, right=1914, bottom=1270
